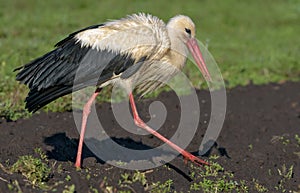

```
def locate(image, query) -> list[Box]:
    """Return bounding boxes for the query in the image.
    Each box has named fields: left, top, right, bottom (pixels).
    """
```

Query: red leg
left=75, top=88, right=102, bottom=168
left=129, top=93, right=209, bottom=166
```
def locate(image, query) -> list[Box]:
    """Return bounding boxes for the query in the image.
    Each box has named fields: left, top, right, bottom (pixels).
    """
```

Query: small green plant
left=116, top=160, right=127, bottom=166
left=57, top=164, right=63, bottom=174
left=10, top=148, right=51, bottom=189
left=62, top=184, right=75, bottom=193
left=89, top=186, right=99, bottom=193
left=275, top=164, right=294, bottom=192
left=132, top=171, right=148, bottom=187
left=271, top=134, right=290, bottom=145
left=252, top=179, right=268, bottom=192
left=86, top=173, right=91, bottom=180
left=209, top=154, right=220, bottom=160
left=65, top=175, right=71, bottom=181
left=191, top=177, right=244, bottom=192
left=119, top=170, right=174, bottom=192
left=248, top=144, right=253, bottom=151
left=100, top=177, right=115, bottom=193
left=239, top=180, right=249, bottom=192
left=119, top=170, right=149, bottom=192
left=118, top=190, right=131, bottom=193
left=201, top=161, right=225, bottom=178
left=189, top=157, right=249, bottom=193
left=163, top=164, right=171, bottom=171
left=120, top=173, right=131, bottom=184
left=150, top=179, right=173, bottom=193
left=295, top=134, right=300, bottom=146
left=7, top=180, right=22, bottom=193
left=277, top=164, right=293, bottom=179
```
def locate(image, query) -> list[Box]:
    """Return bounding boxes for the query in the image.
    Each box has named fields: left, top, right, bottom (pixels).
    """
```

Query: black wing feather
left=15, top=24, right=144, bottom=112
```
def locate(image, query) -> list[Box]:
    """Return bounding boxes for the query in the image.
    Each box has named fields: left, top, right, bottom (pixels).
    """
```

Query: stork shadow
left=44, top=132, right=104, bottom=164
left=190, top=140, right=231, bottom=159
left=44, top=133, right=231, bottom=164
left=43, top=132, right=177, bottom=165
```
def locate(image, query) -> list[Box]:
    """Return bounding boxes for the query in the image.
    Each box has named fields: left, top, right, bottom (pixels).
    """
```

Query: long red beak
left=187, top=38, right=212, bottom=81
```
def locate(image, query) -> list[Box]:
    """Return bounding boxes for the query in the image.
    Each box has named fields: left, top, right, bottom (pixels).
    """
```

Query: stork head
left=167, top=15, right=211, bottom=81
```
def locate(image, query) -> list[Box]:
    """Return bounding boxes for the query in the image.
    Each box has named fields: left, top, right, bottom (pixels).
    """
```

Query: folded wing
left=15, top=13, right=170, bottom=112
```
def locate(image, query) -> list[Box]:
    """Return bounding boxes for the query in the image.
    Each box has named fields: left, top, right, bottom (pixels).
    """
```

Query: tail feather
left=16, top=50, right=57, bottom=87
left=25, top=83, right=93, bottom=113
left=25, top=86, right=72, bottom=112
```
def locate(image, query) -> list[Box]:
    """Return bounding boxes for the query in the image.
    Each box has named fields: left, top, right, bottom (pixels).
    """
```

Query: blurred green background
left=0, top=0, right=299, bottom=120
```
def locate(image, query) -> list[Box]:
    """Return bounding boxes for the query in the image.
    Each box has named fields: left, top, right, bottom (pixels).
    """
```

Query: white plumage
left=76, top=13, right=170, bottom=60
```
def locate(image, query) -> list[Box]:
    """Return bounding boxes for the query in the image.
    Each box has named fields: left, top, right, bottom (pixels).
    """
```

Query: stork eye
left=185, top=28, right=191, bottom=35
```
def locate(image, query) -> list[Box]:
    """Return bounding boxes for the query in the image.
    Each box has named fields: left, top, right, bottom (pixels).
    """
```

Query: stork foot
left=181, top=151, right=209, bottom=166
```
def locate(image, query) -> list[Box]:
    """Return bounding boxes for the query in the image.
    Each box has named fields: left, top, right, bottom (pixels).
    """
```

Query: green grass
left=0, top=0, right=299, bottom=119
left=9, top=148, right=52, bottom=189
left=98, top=156, right=250, bottom=192
left=189, top=160, right=250, bottom=193
left=275, top=164, right=294, bottom=192
left=1, top=149, right=298, bottom=192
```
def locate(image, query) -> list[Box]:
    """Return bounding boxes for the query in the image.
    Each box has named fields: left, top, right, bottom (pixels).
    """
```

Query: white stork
left=15, top=13, right=211, bottom=168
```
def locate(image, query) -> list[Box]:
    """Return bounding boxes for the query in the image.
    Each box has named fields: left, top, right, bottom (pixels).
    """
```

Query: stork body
left=15, top=13, right=211, bottom=168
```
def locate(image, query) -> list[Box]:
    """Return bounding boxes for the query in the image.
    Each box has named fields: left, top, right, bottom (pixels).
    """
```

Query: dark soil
left=0, top=82, right=299, bottom=192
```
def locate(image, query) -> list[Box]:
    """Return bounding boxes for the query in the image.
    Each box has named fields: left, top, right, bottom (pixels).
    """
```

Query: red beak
left=187, top=38, right=212, bottom=81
